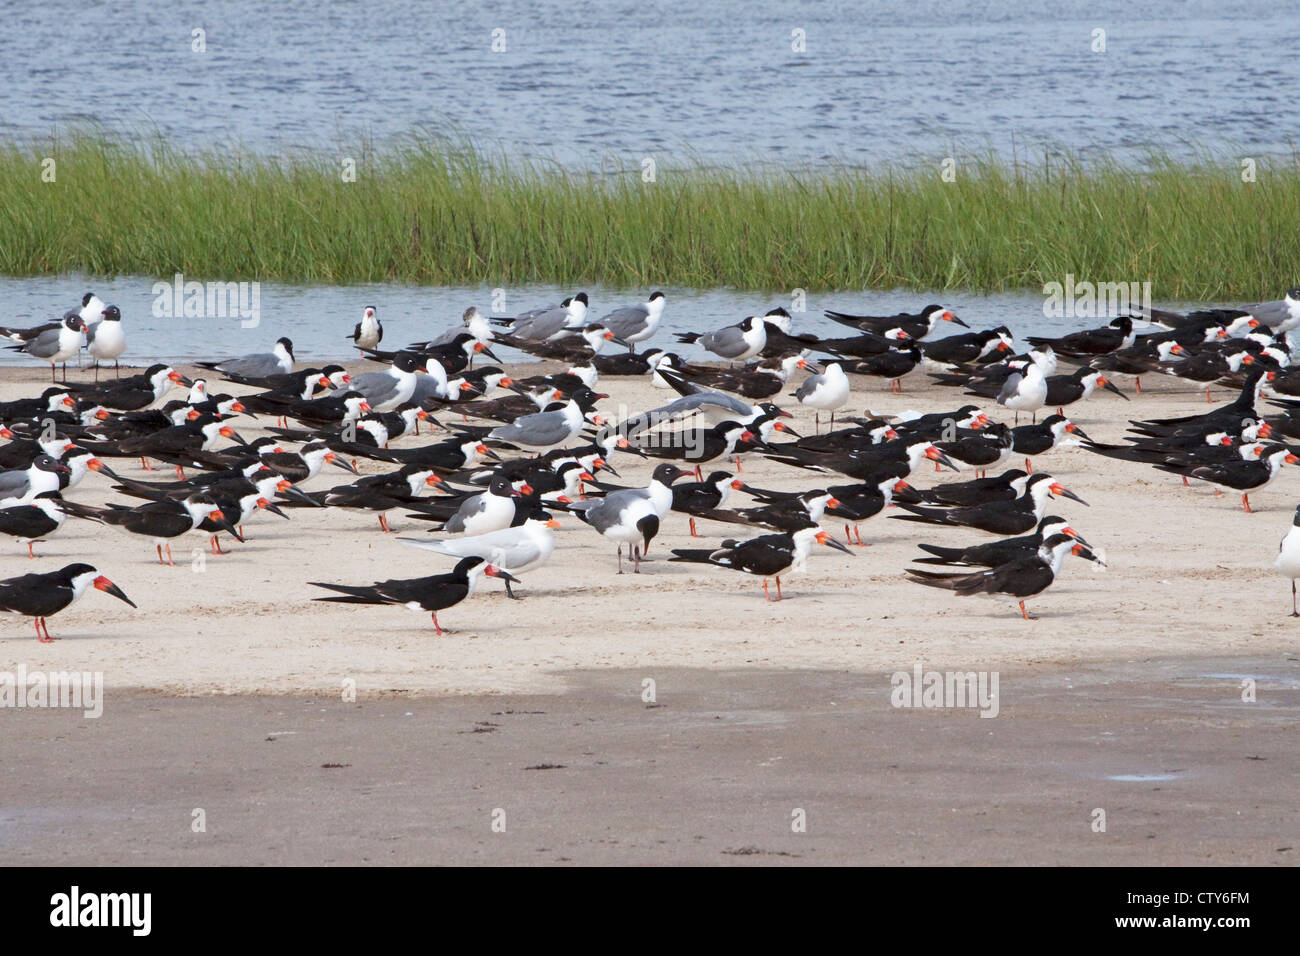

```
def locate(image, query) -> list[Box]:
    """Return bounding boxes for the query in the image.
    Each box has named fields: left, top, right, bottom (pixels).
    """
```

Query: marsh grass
left=1, top=132, right=1296, bottom=297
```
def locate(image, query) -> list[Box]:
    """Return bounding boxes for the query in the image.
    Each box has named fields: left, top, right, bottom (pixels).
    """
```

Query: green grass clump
left=0, top=132, right=1296, bottom=298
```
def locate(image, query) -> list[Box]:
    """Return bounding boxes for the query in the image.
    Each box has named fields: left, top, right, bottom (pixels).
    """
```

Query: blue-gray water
left=0, top=275, right=1184, bottom=367
left=4, top=1, right=1296, bottom=166
left=0, top=2, right=1286, bottom=364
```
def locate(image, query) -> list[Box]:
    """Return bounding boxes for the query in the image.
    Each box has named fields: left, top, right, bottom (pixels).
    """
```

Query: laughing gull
left=349, top=351, right=425, bottom=412
left=568, top=463, right=690, bottom=572
left=1243, top=286, right=1300, bottom=333
left=491, top=293, right=589, bottom=341
left=599, top=291, right=666, bottom=353
left=198, top=337, right=295, bottom=379
left=86, top=305, right=126, bottom=380
left=792, top=360, right=850, bottom=431
left=399, top=508, right=560, bottom=599
left=2, top=313, right=86, bottom=382
left=487, top=397, right=599, bottom=452
left=676, top=314, right=767, bottom=362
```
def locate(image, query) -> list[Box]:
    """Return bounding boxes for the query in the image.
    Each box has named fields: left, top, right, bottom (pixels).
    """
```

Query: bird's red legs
left=853, top=526, right=865, bottom=546
left=210, top=535, right=227, bottom=555
left=1242, top=494, right=1252, bottom=514
left=763, top=579, right=771, bottom=602
left=1135, top=378, right=1143, bottom=394
left=140, top=457, right=154, bottom=471
left=776, top=576, right=783, bottom=600
left=891, top=379, right=901, bottom=393
left=689, top=517, right=699, bottom=538
left=37, top=617, right=56, bottom=642
left=27, top=542, right=35, bottom=559
left=1182, top=476, right=1189, bottom=486
left=175, top=465, right=186, bottom=481
left=430, top=612, right=444, bottom=636
left=166, top=543, right=175, bottom=566
left=733, top=455, right=743, bottom=472
left=1025, top=458, right=1033, bottom=474
left=694, top=465, right=702, bottom=482
left=378, top=514, right=392, bottom=533
left=1205, top=386, right=1213, bottom=404
left=1018, top=601, right=1037, bottom=621
left=845, top=524, right=853, bottom=543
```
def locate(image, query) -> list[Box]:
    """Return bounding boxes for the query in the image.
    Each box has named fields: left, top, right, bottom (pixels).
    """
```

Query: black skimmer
left=1274, top=503, right=1300, bottom=615
left=309, top=556, right=516, bottom=635
left=810, top=327, right=911, bottom=359
left=668, top=522, right=853, bottom=601
left=911, top=515, right=1088, bottom=567
left=765, top=437, right=956, bottom=481
left=1131, top=366, right=1273, bottom=435
left=65, top=364, right=191, bottom=411
left=567, top=463, right=689, bottom=572
left=0, top=386, right=77, bottom=420
left=1090, top=339, right=1185, bottom=393
left=96, top=493, right=242, bottom=565
left=0, top=491, right=102, bottom=558
left=824, top=304, right=967, bottom=340
left=348, top=305, right=383, bottom=353
left=86, top=305, right=126, bottom=379
left=1157, top=345, right=1257, bottom=403
left=2, top=313, right=86, bottom=382
left=635, top=421, right=752, bottom=480
left=1009, top=415, right=1088, bottom=471
left=918, top=327, right=1013, bottom=366
left=364, top=436, right=496, bottom=473
left=669, top=470, right=742, bottom=537
left=197, top=337, right=294, bottom=378
left=905, top=533, right=1099, bottom=620
left=0, top=562, right=135, bottom=642
left=1154, top=443, right=1296, bottom=513
left=304, top=465, right=446, bottom=532
left=599, top=291, right=666, bottom=352
left=1042, top=367, right=1128, bottom=414
left=0, top=431, right=76, bottom=471
left=792, top=360, right=851, bottom=429
left=670, top=354, right=808, bottom=400
left=675, top=315, right=768, bottom=362
left=593, top=347, right=667, bottom=377
left=845, top=345, right=924, bottom=393
left=1026, top=315, right=1136, bottom=357
left=890, top=472, right=1085, bottom=535
left=492, top=323, right=625, bottom=362
left=399, top=508, right=560, bottom=599
left=933, top=423, right=1014, bottom=478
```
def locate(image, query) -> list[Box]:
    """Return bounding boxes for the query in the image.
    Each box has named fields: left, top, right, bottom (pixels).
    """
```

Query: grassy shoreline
left=1, top=135, right=1296, bottom=296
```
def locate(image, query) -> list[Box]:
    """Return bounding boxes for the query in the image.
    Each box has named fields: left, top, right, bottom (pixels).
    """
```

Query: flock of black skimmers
left=2, top=285, right=1299, bottom=637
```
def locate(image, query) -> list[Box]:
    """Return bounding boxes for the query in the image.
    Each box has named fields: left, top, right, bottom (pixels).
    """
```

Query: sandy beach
left=1, top=358, right=1297, bottom=864
left=0, top=360, right=1294, bottom=695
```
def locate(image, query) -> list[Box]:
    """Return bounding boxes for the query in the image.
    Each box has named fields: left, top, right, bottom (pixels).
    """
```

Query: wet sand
left=1, top=657, right=1296, bottom=865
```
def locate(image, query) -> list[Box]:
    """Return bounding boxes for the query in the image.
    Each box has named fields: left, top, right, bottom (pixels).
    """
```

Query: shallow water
left=4, top=1, right=1295, bottom=166
left=0, top=274, right=1184, bottom=366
